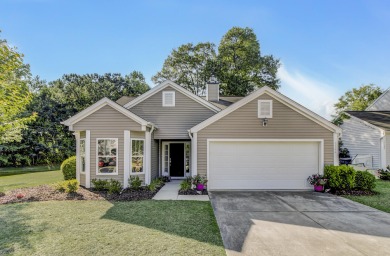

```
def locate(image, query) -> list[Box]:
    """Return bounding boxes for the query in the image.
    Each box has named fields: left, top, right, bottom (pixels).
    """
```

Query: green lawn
left=344, top=180, right=390, bottom=213
left=0, top=168, right=63, bottom=193
left=0, top=165, right=60, bottom=177
left=0, top=200, right=225, bottom=256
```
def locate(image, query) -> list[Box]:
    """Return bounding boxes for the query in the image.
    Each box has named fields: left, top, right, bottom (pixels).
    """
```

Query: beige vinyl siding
left=129, top=86, right=216, bottom=139
left=80, top=173, right=86, bottom=186
left=151, top=139, right=159, bottom=180
left=73, top=105, right=144, bottom=131
left=73, top=105, right=144, bottom=185
left=197, top=93, right=335, bottom=176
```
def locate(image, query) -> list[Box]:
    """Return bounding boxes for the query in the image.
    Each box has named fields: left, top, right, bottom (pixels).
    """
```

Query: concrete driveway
left=209, top=191, right=390, bottom=256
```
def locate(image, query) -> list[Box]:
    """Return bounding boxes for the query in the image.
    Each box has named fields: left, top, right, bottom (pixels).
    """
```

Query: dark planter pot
left=196, top=184, right=204, bottom=191
left=314, top=185, right=324, bottom=192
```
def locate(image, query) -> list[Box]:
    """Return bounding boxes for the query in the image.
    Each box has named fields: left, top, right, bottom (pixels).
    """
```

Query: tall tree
left=152, top=42, right=216, bottom=95
left=332, top=84, right=383, bottom=125
left=0, top=35, right=36, bottom=144
left=217, top=27, right=280, bottom=96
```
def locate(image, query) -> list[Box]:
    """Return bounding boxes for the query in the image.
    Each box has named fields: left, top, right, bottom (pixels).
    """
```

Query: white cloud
left=277, top=64, right=340, bottom=120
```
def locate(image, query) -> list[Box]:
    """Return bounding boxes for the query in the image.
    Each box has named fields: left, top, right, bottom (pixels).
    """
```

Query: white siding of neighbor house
left=340, top=117, right=382, bottom=169
left=366, top=89, right=390, bottom=111
left=386, top=135, right=390, bottom=167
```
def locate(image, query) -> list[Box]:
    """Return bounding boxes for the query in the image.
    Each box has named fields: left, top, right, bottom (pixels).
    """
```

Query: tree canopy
left=217, top=27, right=280, bottom=95
left=153, top=26, right=280, bottom=96
left=1, top=72, right=150, bottom=167
left=332, top=84, right=383, bottom=125
left=152, top=42, right=216, bottom=96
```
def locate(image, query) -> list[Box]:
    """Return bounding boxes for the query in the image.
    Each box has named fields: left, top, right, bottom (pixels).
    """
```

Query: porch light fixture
left=262, top=118, right=268, bottom=127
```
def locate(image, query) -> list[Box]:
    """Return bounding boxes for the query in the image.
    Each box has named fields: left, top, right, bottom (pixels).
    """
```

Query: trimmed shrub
left=54, top=179, right=79, bottom=193
left=147, top=178, right=164, bottom=192
left=129, top=176, right=142, bottom=190
left=379, top=167, right=390, bottom=180
left=107, top=179, right=122, bottom=194
left=355, top=171, right=376, bottom=191
left=180, top=179, right=191, bottom=191
left=324, top=165, right=356, bottom=191
left=91, top=179, right=109, bottom=191
left=61, top=156, right=76, bottom=180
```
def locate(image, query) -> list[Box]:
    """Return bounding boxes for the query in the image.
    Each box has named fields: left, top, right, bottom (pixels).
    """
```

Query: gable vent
left=163, top=91, right=175, bottom=107
left=258, top=100, right=273, bottom=118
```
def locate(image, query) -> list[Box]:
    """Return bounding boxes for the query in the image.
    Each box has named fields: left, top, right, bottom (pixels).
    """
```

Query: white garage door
left=208, top=140, right=321, bottom=190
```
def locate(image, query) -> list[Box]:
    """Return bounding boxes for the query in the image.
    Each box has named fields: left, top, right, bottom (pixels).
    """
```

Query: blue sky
left=1, top=0, right=390, bottom=119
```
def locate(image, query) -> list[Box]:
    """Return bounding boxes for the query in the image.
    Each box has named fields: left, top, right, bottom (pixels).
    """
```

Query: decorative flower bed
left=178, top=189, right=208, bottom=195
left=0, top=184, right=164, bottom=205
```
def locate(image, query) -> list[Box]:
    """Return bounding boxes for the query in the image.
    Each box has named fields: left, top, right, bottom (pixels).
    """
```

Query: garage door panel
left=208, top=141, right=320, bottom=190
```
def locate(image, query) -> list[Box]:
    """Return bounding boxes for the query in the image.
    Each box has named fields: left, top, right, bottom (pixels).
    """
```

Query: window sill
left=96, top=173, right=118, bottom=176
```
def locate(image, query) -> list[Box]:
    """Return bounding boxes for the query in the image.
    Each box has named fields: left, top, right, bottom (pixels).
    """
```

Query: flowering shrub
left=16, top=193, right=25, bottom=199
left=192, top=175, right=208, bottom=186
left=307, top=174, right=328, bottom=186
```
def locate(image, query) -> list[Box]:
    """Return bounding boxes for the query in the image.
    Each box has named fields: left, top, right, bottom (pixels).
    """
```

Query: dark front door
left=170, top=143, right=184, bottom=177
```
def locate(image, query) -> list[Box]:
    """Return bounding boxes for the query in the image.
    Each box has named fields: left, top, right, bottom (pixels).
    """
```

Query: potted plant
left=192, top=174, right=208, bottom=191
left=307, top=174, right=328, bottom=192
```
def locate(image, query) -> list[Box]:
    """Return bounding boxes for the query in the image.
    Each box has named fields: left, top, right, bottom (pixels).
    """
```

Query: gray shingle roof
left=346, top=111, right=390, bottom=131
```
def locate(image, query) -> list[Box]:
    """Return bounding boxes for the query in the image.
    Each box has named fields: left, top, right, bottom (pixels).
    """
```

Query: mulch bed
left=178, top=189, right=208, bottom=195
left=0, top=184, right=164, bottom=205
left=332, top=190, right=379, bottom=196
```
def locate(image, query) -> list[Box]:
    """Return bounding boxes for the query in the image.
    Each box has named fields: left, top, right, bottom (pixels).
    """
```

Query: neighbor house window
left=162, top=91, right=175, bottom=107
left=131, top=139, right=144, bottom=173
left=80, top=139, right=86, bottom=173
left=258, top=100, right=273, bottom=118
left=97, top=139, right=118, bottom=174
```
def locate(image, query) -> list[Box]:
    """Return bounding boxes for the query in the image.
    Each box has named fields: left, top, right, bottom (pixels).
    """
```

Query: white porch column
left=191, top=132, right=197, bottom=176
left=124, top=130, right=130, bottom=188
left=145, top=130, right=152, bottom=185
left=74, top=132, right=81, bottom=182
left=333, top=133, right=339, bottom=166
left=85, top=130, right=91, bottom=188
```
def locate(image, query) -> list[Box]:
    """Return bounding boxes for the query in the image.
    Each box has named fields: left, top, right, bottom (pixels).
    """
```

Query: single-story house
left=340, top=88, right=390, bottom=169
left=62, top=80, right=341, bottom=190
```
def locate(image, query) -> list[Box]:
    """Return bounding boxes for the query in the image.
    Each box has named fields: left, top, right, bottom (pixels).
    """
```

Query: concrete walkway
left=153, top=180, right=209, bottom=201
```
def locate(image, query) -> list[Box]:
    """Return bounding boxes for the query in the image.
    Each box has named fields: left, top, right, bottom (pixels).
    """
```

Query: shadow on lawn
left=101, top=200, right=224, bottom=246
left=0, top=203, right=37, bottom=254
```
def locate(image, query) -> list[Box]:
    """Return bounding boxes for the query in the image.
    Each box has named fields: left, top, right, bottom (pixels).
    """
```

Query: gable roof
left=346, top=111, right=390, bottom=131
left=201, top=96, right=244, bottom=110
left=61, top=97, right=153, bottom=131
left=116, top=96, right=136, bottom=106
left=123, top=80, right=221, bottom=112
left=190, top=86, right=342, bottom=134
left=366, top=87, right=390, bottom=111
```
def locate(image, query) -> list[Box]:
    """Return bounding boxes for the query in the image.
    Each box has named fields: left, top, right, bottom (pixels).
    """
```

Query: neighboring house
left=340, top=88, right=390, bottom=169
left=62, top=80, right=340, bottom=190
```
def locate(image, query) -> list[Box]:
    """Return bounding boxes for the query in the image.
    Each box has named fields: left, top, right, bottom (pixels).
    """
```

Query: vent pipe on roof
left=206, top=75, right=220, bottom=102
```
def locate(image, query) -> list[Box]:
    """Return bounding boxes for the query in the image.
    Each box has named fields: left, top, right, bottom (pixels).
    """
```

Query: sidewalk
left=152, top=180, right=209, bottom=201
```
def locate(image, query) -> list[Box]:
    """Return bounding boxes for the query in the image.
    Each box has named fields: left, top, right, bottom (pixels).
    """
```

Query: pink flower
left=16, top=193, right=24, bottom=199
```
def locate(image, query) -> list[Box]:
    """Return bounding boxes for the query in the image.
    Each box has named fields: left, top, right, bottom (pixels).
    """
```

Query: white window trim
left=130, top=138, right=146, bottom=175
left=162, top=91, right=175, bottom=107
left=258, top=100, right=273, bottom=118
left=96, top=138, right=119, bottom=176
left=80, top=138, right=86, bottom=174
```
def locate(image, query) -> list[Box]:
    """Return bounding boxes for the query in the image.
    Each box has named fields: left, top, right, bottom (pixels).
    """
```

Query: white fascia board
left=123, top=80, right=221, bottom=113
left=61, top=97, right=152, bottom=127
left=190, top=86, right=341, bottom=134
